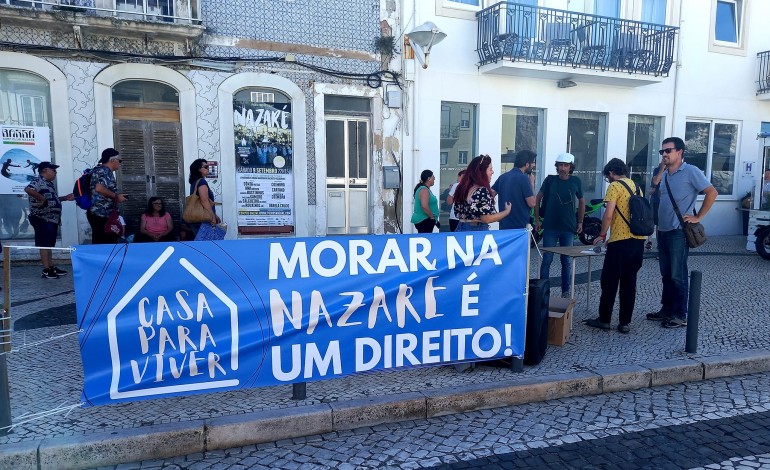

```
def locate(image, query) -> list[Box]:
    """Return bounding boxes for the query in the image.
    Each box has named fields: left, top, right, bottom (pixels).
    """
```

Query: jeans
left=87, top=211, right=120, bottom=245
left=456, top=221, right=489, bottom=232
left=598, top=238, right=644, bottom=325
left=540, top=230, right=573, bottom=292
left=658, top=229, right=689, bottom=320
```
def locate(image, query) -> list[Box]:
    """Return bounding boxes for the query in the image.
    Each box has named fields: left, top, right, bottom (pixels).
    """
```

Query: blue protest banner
left=72, top=230, right=529, bottom=406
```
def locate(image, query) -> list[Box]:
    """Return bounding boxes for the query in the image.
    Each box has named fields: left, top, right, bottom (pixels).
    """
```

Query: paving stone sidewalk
left=0, top=235, right=767, bottom=450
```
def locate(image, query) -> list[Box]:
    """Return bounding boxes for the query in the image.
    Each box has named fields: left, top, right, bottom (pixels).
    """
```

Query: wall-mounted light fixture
left=557, top=79, right=577, bottom=88
left=406, top=21, right=447, bottom=69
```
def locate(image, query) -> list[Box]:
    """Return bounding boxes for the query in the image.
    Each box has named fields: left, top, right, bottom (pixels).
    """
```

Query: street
left=108, top=371, right=770, bottom=469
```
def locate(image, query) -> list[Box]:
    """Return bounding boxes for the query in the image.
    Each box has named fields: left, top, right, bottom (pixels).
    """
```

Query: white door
left=325, top=117, right=370, bottom=235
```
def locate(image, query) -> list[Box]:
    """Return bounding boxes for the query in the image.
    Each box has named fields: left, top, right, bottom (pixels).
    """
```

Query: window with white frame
left=709, top=0, right=748, bottom=54
left=458, top=151, right=469, bottom=164
left=445, top=0, right=480, bottom=7
left=435, top=0, right=481, bottom=21
left=460, top=108, right=470, bottom=129
left=684, top=120, right=739, bottom=196
left=714, top=0, right=740, bottom=43
left=440, top=152, right=448, bottom=165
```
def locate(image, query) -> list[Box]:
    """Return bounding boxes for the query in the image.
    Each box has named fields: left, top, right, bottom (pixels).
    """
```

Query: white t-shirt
left=448, top=182, right=459, bottom=220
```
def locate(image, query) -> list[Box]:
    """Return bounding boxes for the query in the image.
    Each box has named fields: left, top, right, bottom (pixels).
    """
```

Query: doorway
left=325, top=117, right=370, bottom=235
left=111, top=80, right=183, bottom=235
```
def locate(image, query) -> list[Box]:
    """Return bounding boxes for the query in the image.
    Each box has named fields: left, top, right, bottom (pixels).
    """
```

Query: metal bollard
left=510, top=357, right=524, bottom=373
left=685, top=270, right=702, bottom=354
left=292, top=382, right=306, bottom=400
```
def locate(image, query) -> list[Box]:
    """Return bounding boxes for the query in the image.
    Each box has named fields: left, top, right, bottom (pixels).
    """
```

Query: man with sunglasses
left=88, top=148, right=128, bottom=244
left=647, top=137, right=717, bottom=328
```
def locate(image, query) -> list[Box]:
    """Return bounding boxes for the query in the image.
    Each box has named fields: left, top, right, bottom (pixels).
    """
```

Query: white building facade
left=400, top=0, right=770, bottom=236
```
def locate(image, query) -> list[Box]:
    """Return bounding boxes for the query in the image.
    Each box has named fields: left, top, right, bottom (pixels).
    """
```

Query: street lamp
left=407, top=21, right=447, bottom=69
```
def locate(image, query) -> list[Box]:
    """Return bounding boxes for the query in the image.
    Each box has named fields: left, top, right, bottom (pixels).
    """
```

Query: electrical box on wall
left=386, top=88, right=402, bottom=108
left=383, top=166, right=400, bottom=189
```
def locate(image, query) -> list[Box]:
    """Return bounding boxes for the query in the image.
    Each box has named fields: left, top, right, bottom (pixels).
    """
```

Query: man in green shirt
left=534, top=153, right=586, bottom=297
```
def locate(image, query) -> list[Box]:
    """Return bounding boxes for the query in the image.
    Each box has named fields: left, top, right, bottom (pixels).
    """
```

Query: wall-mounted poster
left=233, top=89, right=294, bottom=235
left=1, top=126, right=52, bottom=195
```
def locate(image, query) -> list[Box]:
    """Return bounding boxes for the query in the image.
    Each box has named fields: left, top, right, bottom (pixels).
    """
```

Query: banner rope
left=0, top=402, right=83, bottom=433
left=0, top=329, right=82, bottom=357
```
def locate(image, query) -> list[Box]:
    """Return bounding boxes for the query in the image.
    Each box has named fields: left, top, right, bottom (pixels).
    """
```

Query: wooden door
left=113, top=119, right=184, bottom=235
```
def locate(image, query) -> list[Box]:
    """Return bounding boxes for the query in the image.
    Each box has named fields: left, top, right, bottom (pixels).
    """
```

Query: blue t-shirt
left=491, top=168, right=533, bottom=230
left=658, top=163, right=712, bottom=231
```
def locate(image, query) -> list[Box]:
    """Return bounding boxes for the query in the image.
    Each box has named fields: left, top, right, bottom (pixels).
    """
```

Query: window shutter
left=114, top=120, right=149, bottom=234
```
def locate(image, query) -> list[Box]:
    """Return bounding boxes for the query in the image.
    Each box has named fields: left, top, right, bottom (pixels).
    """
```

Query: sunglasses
left=202, top=165, right=209, bottom=169
left=152, top=202, right=163, bottom=205
left=658, top=148, right=678, bottom=156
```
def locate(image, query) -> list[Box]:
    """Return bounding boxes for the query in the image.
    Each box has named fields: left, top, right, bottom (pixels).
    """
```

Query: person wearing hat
left=88, top=148, right=127, bottom=244
left=24, top=162, right=75, bottom=279
left=534, top=152, right=586, bottom=298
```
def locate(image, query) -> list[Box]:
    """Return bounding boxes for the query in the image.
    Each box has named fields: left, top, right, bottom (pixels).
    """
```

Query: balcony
left=758, top=51, right=770, bottom=98
left=0, top=0, right=203, bottom=44
left=476, top=2, right=678, bottom=87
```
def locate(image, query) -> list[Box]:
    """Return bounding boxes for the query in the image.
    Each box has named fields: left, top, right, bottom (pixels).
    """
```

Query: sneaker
left=617, top=324, right=631, bottom=334
left=646, top=311, right=670, bottom=322
left=584, top=318, right=611, bottom=330
left=52, top=266, right=68, bottom=276
left=41, top=268, right=59, bottom=279
left=662, top=318, right=687, bottom=328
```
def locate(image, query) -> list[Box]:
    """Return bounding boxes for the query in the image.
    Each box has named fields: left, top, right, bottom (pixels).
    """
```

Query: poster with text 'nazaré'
left=233, top=98, right=294, bottom=234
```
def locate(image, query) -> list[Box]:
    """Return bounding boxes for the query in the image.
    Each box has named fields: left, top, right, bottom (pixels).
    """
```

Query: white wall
left=401, top=0, right=770, bottom=236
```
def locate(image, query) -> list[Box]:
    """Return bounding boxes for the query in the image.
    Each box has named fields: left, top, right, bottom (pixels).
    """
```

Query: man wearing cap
left=88, top=148, right=127, bottom=244
left=535, top=152, right=585, bottom=298
left=24, top=162, right=75, bottom=279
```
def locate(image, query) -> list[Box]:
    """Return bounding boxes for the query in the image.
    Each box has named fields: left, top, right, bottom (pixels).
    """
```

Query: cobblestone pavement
left=106, top=372, right=770, bottom=469
left=1, top=236, right=768, bottom=446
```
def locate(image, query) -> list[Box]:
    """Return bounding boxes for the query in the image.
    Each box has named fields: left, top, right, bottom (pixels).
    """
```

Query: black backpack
left=615, top=180, right=654, bottom=236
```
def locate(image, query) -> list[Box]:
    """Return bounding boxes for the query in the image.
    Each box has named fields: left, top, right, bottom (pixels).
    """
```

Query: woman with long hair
left=453, top=155, right=511, bottom=232
left=410, top=169, right=439, bottom=233
left=188, top=159, right=220, bottom=233
left=136, top=196, right=174, bottom=242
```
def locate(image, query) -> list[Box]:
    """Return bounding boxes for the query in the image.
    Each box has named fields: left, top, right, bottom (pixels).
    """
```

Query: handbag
left=664, top=175, right=707, bottom=248
left=183, top=179, right=212, bottom=223
left=194, top=222, right=227, bottom=241
left=104, top=207, right=124, bottom=237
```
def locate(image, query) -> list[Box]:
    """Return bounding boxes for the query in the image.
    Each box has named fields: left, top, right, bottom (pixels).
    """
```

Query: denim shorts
left=456, top=221, right=490, bottom=232
left=30, top=216, right=58, bottom=247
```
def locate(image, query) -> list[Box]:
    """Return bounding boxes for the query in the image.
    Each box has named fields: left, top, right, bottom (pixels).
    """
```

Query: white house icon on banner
left=106, top=246, right=240, bottom=400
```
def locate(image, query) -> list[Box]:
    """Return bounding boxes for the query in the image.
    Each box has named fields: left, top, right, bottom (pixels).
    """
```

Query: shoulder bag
left=183, top=179, right=212, bottom=223
left=664, top=174, right=707, bottom=248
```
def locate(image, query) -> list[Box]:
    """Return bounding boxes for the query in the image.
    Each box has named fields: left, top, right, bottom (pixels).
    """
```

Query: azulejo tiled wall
left=202, top=0, right=380, bottom=53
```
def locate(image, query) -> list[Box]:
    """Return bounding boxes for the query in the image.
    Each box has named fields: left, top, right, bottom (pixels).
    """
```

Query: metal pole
left=292, top=382, right=306, bottom=400
left=685, top=270, right=702, bottom=354
left=0, top=247, right=12, bottom=435
left=510, top=357, right=523, bottom=372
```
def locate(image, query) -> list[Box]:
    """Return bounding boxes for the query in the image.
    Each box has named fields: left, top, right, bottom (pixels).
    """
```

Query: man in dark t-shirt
left=492, top=150, right=536, bottom=230
left=534, top=152, right=585, bottom=297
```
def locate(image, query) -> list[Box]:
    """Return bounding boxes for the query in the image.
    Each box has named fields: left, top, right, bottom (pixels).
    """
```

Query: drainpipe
left=408, top=0, right=419, bottom=233
left=670, top=0, right=684, bottom=136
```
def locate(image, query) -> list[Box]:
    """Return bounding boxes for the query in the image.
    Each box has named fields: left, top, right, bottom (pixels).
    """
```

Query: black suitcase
left=523, top=278, right=550, bottom=365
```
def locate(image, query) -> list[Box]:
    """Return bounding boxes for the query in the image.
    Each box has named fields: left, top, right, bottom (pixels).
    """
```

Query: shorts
left=30, top=216, right=59, bottom=247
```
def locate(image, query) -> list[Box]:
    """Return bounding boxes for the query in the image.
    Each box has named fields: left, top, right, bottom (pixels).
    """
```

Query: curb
left=3, top=351, right=770, bottom=470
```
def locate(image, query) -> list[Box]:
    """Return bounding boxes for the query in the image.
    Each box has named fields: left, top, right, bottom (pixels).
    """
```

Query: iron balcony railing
left=1, top=0, right=200, bottom=24
left=477, top=2, right=678, bottom=77
left=758, top=51, right=770, bottom=94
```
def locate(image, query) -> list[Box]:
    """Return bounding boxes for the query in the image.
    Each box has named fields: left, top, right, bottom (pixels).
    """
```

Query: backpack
left=615, top=179, right=654, bottom=236
left=73, top=168, right=93, bottom=210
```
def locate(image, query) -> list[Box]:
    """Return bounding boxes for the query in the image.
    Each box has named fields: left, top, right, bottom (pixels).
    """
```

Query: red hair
left=455, top=155, right=493, bottom=202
